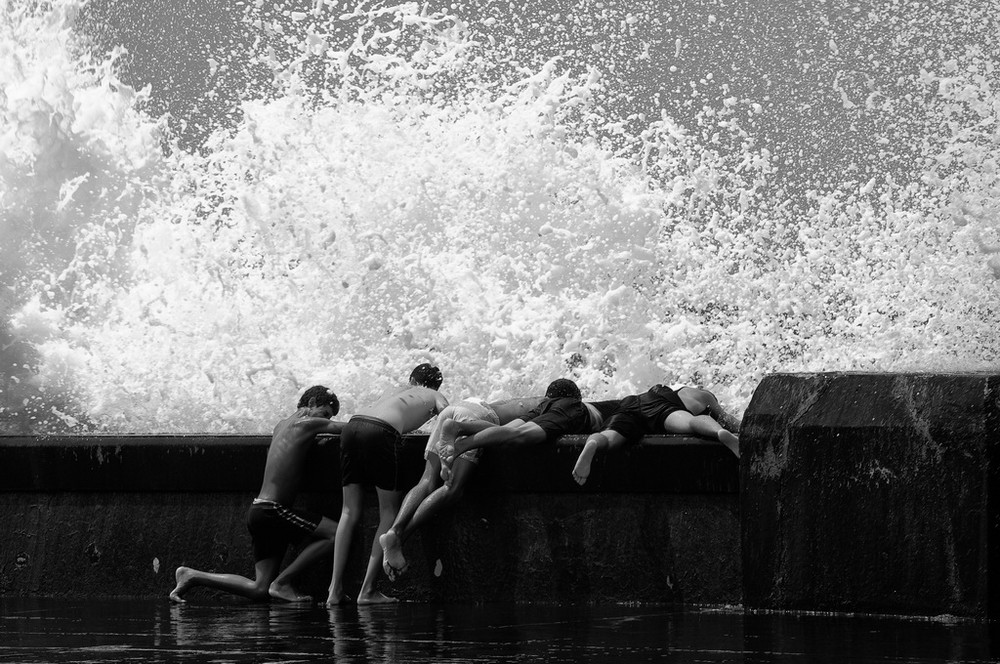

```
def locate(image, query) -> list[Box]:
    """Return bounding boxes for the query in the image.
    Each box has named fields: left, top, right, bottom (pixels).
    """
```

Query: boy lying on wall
left=571, top=385, right=741, bottom=486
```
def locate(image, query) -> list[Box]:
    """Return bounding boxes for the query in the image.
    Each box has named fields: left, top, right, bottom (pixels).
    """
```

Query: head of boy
left=298, top=385, right=340, bottom=418
left=545, top=378, right=581, bottom=400
left=409, top=363, right=443, bottom=390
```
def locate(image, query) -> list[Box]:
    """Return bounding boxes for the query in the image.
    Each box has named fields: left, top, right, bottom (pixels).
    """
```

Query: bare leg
left=169, top=556, right=280, bottom=603
left=405, top=455, right=476, bottom=536
left=381, top=456, right=442, bottom=580
left=677, top=387, right=742, bottom=433
left=268, top=515, right=338, bottom=602
left=358, top=487, right=404, bottom=604
left=716, top=428, right=740, bottom=457
left=663, top=410, right=740, bottom=458
left=326, top=484, right=363, bottom=607
left=572, top=430, right=627, bottom=485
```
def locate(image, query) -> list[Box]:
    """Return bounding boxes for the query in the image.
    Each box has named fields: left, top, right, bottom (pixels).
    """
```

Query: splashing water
left=1, top=0, right=998, bottom=434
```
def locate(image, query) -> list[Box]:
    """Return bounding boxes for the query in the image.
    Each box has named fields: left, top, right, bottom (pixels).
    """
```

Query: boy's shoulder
left=272, top=413, right=328, bottom=441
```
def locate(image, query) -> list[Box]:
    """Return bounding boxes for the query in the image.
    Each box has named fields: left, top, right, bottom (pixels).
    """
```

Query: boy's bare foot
left=572, top=440, right=598, bottom=485
left=379, top=531, right=409, bottom=581
left=718, top=430, right=740, bottom=458
left=357, top=590, right=397, bottom=605
left=439, top=461, right=452, bottom=484
left=438, top=443, right=456, bottom=481
left=439, top=418, right=459, bottom=448
left=452, top=435, right=471, bottom=457
left=269, top=582, right=312, bottom=603
left=169, top=566, right=194, bottom=603
left=325, top=591, right=352, bottom=608
left=439, top=433, right=472, bottom=482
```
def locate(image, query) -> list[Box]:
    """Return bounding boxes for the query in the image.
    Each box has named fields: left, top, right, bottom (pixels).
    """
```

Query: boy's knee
left=418, top=468, right=439, bottom=487
left=442, top=482, right=466, bottom=502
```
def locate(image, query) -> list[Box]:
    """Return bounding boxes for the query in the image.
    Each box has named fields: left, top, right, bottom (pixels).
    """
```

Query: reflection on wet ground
left=0, top=598, right=995, bottom=663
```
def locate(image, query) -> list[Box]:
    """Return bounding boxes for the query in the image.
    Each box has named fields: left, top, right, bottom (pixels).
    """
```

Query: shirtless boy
left=169, top=386, right=343, bottom=603
left=438, top=379, right=619, bottom=472
left=571, top=385, right=741, bottom=486
left=325, top=364, right=448, bottom=606
left=379, top=395, right=543, bottom=580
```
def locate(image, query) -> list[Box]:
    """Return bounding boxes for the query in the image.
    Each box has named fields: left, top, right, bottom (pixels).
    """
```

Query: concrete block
left=741, top=372, right=1000, bottom=617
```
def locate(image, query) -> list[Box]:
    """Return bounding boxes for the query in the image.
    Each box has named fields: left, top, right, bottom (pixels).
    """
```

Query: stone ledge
left=0, top=434, right=738, bottom=494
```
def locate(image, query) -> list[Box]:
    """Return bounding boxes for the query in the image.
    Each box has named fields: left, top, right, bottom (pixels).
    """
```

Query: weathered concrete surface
left=0, top=434, right=736, bottom=494
left=741, top=372, right=1000, bottom=618
left=0, top=434, right=739, bottom=603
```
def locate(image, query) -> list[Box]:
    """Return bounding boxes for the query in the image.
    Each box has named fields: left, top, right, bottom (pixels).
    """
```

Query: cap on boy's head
left=545, top=378, right=581, bottom=400
left=409, top=363, right=443, bottom=390
left=298, top=385, right=340, bottom=414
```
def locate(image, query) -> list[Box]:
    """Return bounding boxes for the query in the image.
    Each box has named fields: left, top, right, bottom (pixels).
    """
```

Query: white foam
left=1, top=1, right=998, bottom=433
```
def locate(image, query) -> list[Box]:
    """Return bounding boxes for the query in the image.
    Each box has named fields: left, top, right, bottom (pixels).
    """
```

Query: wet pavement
left=0, top=598, right=995, bottom=663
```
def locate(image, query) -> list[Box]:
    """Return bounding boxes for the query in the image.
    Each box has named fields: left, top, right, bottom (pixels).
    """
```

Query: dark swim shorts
left=524, top=397, right=593, bottom=442
left=603, top=385, right=691, bottom=443
left=601, top=395, right=648, bottom=444
left=639, top=385, right=690, bottom=432
left=340, top=415, right=404, bottom=490
left=245, top=499, right=322, bottom=562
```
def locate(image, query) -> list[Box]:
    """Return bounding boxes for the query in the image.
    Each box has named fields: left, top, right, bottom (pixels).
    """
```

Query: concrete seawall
left=12, top=371, right=994, bottom=615
left=0, top=434, right=740, bottom=604
left=741, top=372, right=1000, bottom=618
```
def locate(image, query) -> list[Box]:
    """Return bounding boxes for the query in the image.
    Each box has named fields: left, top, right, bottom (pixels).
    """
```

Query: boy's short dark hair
left=545, top=378, right=581, bottom=400
left=298, top=385, right=340, bottom=414
left=409, top=363, right=443, bottom=390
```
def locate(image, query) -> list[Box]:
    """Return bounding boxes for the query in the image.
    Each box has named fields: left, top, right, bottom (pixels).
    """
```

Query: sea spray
left=0, top=0, right=164, bottom=431
left=1, top=0, right=998, bottom=434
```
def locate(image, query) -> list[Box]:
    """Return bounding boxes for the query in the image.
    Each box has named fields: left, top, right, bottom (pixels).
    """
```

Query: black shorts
left=340, top=415, right=404, bottom=490
left=245, top=499, right=322, bottom=562
left=526, top=397, right=592, bottom=442
left=602, top=395, right=647, bottom=444
left=639, top=385, right=689, bottom=432
left=602, top=387, right=691, bottom=443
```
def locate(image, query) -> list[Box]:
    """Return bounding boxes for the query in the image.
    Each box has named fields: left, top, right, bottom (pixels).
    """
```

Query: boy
left=379, top=395, right=543, bottom=580
left=438, top=379, right=618, bottom=471
left=169, top=385, right=343, bottom=603
left=326, top=364, right=448, bottom=605
left=571, top=384, right=741, bottom=485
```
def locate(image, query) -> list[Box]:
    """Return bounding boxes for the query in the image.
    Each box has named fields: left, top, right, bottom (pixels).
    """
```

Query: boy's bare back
left=360, top=386, right=448, bottom=434
left=259, top=410, right=343, bottom=504
left=491, top=396, right=545, bottom=424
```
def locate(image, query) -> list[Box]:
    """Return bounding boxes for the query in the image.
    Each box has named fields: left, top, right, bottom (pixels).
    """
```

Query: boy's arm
left=455, top=418, right=502, bottom=438
left=404, top=393, right=451, bottom=434
left=317, top=420, right=346, bottom=434
left=299, top=417, right=346, bottom=442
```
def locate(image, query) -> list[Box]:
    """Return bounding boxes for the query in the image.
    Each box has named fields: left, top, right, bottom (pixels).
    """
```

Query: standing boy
left=326, top=364, right=448, bottom=606
left=169, top=385, right=343, bottom=603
